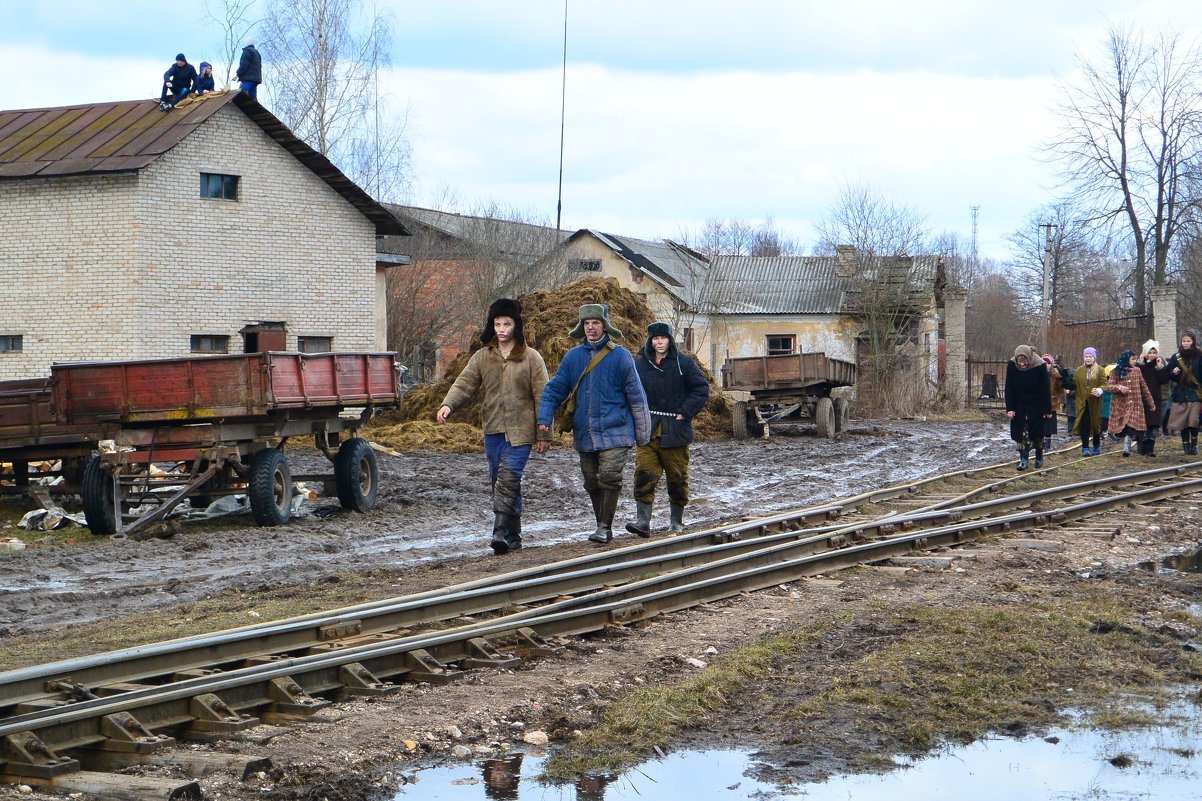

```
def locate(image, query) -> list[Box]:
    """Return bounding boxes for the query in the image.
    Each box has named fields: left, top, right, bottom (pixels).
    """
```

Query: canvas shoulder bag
left=560, top=342, right=614, bottom=431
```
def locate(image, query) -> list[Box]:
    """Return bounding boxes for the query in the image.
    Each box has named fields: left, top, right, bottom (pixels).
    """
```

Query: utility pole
left=1039, top=223, right=1055, bottom=352
left=555, top=0, right=568, bottom=232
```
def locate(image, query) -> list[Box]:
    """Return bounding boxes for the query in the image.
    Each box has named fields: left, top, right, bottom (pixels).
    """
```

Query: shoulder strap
left=570, top=342, right=614, bottom=396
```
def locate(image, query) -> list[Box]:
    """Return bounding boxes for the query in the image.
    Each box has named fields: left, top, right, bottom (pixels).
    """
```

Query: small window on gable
left=766, top=334, right=795, bottom=356
left=570, top=258, right=602, bottom=272
left=298, top=336, right=333, bottom=354
left=0, top=335, right=22, bottom=353
left=200, top=172, right=239, bottom=201
left=191, top=334, right=230, bottom=353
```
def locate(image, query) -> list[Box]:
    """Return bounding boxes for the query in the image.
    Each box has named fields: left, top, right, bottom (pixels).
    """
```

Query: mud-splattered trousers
left=578, top=447, right=630, bottom=496
left=485, top=433, right=532, bottom=516
left=633, top=430, right=690, bottom=506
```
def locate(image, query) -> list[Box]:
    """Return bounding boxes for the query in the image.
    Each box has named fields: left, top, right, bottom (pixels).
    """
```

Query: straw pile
left=366, top=276, right=731, bottom=452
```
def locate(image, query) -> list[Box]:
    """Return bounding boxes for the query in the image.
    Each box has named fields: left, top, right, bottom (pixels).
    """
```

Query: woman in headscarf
left=1005, top=345, right=1051, bottom=470
left=1166, top=331, right=1202, bottom=454
left=1072, top=347, right=1107, bottom=456
left=1136, top=339, right=1171, bottom=457
left=1106, top=350, right=1156, bottom=457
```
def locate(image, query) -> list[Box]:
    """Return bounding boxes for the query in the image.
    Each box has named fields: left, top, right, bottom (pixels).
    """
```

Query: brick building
left=0, top=91, right=406, bottom=380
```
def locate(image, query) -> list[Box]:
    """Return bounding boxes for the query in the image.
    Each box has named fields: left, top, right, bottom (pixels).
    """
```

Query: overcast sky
left=3, top=0, right=1200, bottom=260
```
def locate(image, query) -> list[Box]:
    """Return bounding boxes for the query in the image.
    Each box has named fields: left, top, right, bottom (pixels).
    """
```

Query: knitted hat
left=647, top=321, right=673, bottom=339
left=480, top=298, right=524, bottom=345
left=1042, top=354, right=1054, bottom=365
left=1141, top=339, right=1160, bottom=357
left=569, top=303, right=622, bottom=340
left=175, top=53, right=186, bottom=62
left=1083, top=347, right=1098, bottom=359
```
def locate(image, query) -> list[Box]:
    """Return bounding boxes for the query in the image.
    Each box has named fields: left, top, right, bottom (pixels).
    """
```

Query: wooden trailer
left=721, top=352, right=857, bottom=440
left=50, top=351, right=401, bottom=538
left=0, top=378, right=100, bottom=493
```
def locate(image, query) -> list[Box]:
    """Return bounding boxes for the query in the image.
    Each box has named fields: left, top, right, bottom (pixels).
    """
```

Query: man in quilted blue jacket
left=538, top=304, right=651, bottom=544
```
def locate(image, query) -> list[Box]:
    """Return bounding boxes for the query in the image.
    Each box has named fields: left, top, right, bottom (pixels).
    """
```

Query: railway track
left=2, top=450, right=1199, bottom=800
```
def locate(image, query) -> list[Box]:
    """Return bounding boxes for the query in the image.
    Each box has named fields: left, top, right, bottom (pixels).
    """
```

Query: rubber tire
left=335, top=437, right=379, bottom=512
left=81, top=455, right=117, bottom=536
left=733, top=401, right=749, bottom=440
left=815, top=397, right=835, bottom=439
left=833, top=397, right=850, bottom=433
left=249, top=448, right=292, bottom=526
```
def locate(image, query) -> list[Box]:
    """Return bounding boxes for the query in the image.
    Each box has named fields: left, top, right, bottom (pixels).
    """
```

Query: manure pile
left=367, top=276, right=731, bottom=453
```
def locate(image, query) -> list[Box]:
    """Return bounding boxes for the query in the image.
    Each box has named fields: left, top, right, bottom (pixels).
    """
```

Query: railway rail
left=2, top=451, right=1199, bottom=800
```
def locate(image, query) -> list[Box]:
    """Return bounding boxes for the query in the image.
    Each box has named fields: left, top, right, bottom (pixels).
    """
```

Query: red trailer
left=0, top=378, right=100, bottom=492
left=721, top=352, right=857, bottom=440
left=50, top=352, right=401, bottom=538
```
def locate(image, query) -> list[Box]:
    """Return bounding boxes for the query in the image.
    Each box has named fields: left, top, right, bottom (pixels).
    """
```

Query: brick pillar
left=943, top=286, right=967, bottom=408
left=1151, top=286, right=1178, bottom=354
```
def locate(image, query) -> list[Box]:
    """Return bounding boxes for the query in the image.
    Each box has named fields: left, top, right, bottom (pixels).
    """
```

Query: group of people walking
left=437, top=300, right=709, bottom=555
left=1005, top=332, right=1202, bottom=469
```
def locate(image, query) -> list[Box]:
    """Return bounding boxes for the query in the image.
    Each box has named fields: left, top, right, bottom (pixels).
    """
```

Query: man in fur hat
left=537, top=304, right=651, bottom=544
left=625, top=321, right=709, bottom=537
left=438, top=299, right=550, bottom=554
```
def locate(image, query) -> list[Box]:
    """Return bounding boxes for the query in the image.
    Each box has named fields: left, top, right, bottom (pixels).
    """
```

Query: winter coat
left=1166, top=349, right=1202, bottom=403
left=633, top=339, right=710, bottom=450
left=1137, top=358, right=1171, bottom=427
left=163, top=62, right=197, bottom=94
left=1058, top=367, right=1077, bottom=418
left=1071, top=364, right=1107, bottom=436
left=441, top=341, right=550, bottom=447
left=538, top=334, right=651, bottom=452
left=1106, top=365, right=1156, bottom=434
left=196, top=68, right=215, bottom=95
left=1004, top=359, right=1051, bottom=415
left=1048, top=367, right=1065, bottom=413
left=237, top=45, right=262, bottom=84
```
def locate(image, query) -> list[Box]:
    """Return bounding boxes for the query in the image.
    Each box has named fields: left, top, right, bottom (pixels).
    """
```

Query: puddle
left=1138, top=545, right=1202, bottom=575
left=392, top=701, right=1202, bottom=800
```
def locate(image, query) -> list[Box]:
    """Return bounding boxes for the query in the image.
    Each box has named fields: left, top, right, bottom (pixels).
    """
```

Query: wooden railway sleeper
left=0, top=732, right=79, bottom=779
left=265, top=677, right=330, bottom=716
left=337, top=663, right=397, bottom=698
left=186, top=693, right=259, bottom=734
left=459, top=637, right=522, bottom=671
left=96, top=712, right=175, bottom=753
left=402, top=649, right=465, bottom=685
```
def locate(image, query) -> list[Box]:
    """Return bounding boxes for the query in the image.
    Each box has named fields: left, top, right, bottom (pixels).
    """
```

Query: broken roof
left=564, top=230, right=710, bottom=306
left=0, top=91, right=407, bottom=236
left=380, top=205, right=569, bottom=260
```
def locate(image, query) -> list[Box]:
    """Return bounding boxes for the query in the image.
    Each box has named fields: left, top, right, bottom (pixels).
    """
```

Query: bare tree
left=1050, top=23, right=1202, bottom=331
left=260, top=0, right=412, bottom=200
left=966, top=268, right=1031, bottom=360
left=202, top=0, right=259, bottom=87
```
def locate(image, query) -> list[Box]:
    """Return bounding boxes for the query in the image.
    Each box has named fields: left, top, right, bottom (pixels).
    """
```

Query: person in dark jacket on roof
left=624, top=322, right=709, bottom=536
left=237, top=41, right=263, bottom=99
left=159, top=54, right=197, bottom=110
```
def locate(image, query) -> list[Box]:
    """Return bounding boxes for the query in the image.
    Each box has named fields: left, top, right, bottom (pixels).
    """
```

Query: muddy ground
left=1, top=420, right=1201, bottom=800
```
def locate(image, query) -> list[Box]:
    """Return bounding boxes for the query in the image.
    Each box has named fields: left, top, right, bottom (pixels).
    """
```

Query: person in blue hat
left=159, top=53, right=197, bottom=110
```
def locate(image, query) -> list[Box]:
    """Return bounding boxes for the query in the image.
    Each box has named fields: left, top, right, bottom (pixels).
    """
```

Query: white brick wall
left=0, top=104, right=378, bottom=380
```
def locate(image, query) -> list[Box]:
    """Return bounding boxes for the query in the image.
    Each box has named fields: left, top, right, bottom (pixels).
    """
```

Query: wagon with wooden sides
left=721, top=352, right=857, bottom=440
left=0, top=378, right=100, bottom=493
left=50, top=351, right=401, bottom=538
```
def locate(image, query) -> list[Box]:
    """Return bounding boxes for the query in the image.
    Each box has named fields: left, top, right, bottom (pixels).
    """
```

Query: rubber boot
left=589, top=490, right=618, bottom=544
left=1122, top=435, right=1132, bottom=457
left=490, top=513, right=510, bottom=555
left=1033, top=447, right=1044, bottom=469
left=625, top=500, right=652, bottom=538
left=1043, top=437, right=1052, bottom=452
left=1183, top=433, right=1191, bottom=455
left=1017, top=447, right=1029, bottom=471
left=1148, top=438, right=1157, bottom=458
left=1192, top=431, right=1199, bottom=456
left=669, top=502, right=685, bottom=533
left=504, top=514, right=523, bottom=551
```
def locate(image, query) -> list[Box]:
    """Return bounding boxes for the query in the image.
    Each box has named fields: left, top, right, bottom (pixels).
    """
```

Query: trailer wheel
left=815, top=397, right=835, bottom=439
left=733, top=401, right=749, bottom=440
left=81, top=455, right=117, bottom=536
left=335, top=437, right=379, bottom=512
left=833, top=397, right=851, bottom=433
left=249, top=448, right=292, bottom=526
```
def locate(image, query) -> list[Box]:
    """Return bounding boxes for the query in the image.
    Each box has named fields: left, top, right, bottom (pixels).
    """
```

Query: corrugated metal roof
left=0, top=92, right=406, bottom=236
left=701, top=256, right=848, bottom=314
left=585, top=231, right=710, bottom=306
left=381, top=205, right=569, bottom=259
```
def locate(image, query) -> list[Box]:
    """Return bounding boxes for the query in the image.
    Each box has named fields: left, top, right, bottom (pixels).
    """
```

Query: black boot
left=1033, top=447, right=1044, bottom=469
left=504, top=514, right=523, bottom=551
left=490, top=513, right=510, bottom=555
left=1146, top=438, right=1157, bottom=458
left=625, top=500, right=652, bottom=538
left=1192, top=432, right=1199, bottom=455
left=1183, top=433, right=1191, bottom=455
left=669, top=502, right=685, bottom=533
left=588, top=490, right=618, bottom=544
left=1043, top=437, right=1052, bottom=452
left=1017, top=447, right=1029, bottom=471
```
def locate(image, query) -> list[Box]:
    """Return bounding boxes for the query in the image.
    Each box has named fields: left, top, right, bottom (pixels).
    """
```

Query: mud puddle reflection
left=393, top=700, right=1201, bottom=799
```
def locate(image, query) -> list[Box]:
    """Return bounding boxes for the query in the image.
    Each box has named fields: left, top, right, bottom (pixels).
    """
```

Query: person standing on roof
left=159, top=54, right=197, bottom=111
left=237, top=40, right=263, bottom=99
left=537, top=304, right=651, bottom=545
left=625, top=321, right=709, bottom=537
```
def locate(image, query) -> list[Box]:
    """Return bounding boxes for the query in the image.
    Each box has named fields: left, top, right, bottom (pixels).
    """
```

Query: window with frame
left=569, top=258, right=602, bottom=272
left=190, top=334, right=230, bottom=353
left=0, top=335, right=22, bottom=353
left=200, top=172, right=239, bottom=201
left=298, top=336, right=333, bottom=354
left=766, top=334, right=795, bottom=356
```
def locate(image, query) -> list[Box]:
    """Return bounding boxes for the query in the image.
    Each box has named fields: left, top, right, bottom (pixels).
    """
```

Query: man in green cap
left=537, top=303, right=651, bottom=544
